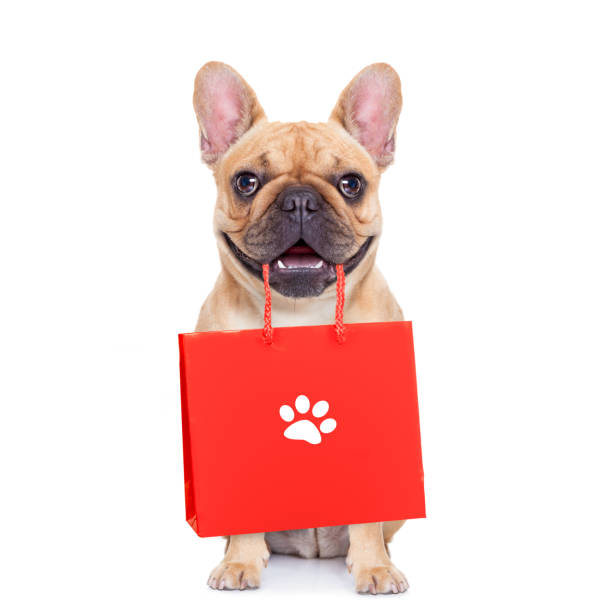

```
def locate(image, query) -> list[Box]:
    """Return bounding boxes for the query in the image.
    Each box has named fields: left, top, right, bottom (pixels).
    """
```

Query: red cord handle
left=334, top=264, right=346, bottom=343
left=262, top=263, right=274, bottom=345
left=262, top=263, right=346, bottom=345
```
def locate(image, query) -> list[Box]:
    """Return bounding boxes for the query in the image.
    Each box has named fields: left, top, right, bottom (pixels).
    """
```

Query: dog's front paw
left=207, top=560, right=265, bottom=590
left=349, top=562, right=408, bottom=595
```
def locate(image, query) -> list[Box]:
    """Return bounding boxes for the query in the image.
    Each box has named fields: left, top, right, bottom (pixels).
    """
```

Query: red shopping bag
left=179, top=265, right=425, bottom=537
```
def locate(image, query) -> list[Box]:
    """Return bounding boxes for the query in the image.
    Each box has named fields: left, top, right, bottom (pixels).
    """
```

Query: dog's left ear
left=330, top=63, right=402, bottom=169
left=193, top=62, right=266, bottom=165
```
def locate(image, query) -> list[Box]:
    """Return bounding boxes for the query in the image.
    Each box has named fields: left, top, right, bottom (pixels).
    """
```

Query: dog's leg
left=382, top=519, right=406, bottom=548
left=207, top=533, right=270, bottom=590
left=346, top=523, right=408, bottom=594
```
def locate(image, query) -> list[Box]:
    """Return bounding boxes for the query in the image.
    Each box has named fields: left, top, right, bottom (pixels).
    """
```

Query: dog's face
left=194, top=62, right=402, bottom=298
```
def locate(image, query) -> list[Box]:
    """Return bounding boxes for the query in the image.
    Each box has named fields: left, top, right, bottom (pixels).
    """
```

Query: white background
left=1, top=1, right=611, bottom=610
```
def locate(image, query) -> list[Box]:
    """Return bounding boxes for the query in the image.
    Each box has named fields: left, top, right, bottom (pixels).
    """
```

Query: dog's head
left=194, top=62, right=402, bottom=298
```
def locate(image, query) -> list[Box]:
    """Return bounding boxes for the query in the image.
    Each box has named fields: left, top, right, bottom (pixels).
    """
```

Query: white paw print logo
left=279, top=394, right=337, bottom=445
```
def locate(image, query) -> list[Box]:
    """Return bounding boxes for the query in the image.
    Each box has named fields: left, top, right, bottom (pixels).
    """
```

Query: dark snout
left=244, top=184, right=355, bottom=264
left=279, top=185, right=320, bottom=216
left=225, top=183, right=374, bottom=297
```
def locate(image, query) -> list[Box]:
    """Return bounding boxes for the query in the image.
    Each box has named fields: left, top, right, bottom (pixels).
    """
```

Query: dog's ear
left=330, top=63, right=402, bottom=169
left=193, top=62, right=266, bottom=165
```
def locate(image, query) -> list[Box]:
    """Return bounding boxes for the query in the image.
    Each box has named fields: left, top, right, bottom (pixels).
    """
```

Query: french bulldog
left=193, top=61, right=408, bottom=594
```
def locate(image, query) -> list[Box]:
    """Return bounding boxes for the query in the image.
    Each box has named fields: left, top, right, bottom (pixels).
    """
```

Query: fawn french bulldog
left=193, top=61, right=408, bottom=594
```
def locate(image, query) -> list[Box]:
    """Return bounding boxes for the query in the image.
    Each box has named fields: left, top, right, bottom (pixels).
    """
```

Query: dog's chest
left=265, top=526, right=349, bottom=559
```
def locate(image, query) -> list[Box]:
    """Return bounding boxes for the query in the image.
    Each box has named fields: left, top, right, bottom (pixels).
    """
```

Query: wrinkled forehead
left=219, top=121, right=378, bottom=181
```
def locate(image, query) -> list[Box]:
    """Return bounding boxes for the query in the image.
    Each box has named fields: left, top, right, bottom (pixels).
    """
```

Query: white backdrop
left=1, top=1, right=611, bottom=610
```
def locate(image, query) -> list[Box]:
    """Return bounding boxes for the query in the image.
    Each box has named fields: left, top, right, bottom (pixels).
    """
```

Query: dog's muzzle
left=227, top=184, right=372, bottom=297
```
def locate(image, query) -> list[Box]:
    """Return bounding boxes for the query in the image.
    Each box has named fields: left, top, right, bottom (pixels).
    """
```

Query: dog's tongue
left=278, top=244, right=324, bottom=269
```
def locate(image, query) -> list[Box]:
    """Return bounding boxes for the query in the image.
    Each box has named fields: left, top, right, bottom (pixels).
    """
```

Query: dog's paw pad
left=208, top=561, right=263, bottom=591
left=353, top=564, right=409, bottom=595
left=279, top=395, right=337, bottom=445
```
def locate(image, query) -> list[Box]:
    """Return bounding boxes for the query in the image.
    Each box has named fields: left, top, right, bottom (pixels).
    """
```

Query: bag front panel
left=179, top=321, right=425, bottom=537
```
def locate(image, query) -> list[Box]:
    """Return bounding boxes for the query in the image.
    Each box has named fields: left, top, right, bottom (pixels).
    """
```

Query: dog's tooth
left=314, top=260, right=323, bottom=269
left=278, top=260, right=287, bottom=269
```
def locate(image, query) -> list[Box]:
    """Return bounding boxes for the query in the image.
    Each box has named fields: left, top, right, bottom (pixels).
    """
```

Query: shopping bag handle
left=261, top=263, right=346, bottom=345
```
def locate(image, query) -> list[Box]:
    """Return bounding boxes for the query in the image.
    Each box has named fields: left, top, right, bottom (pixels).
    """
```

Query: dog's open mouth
left=273, top=240, right=331, bottom=272
left=223, top=234, right=373, bottom=298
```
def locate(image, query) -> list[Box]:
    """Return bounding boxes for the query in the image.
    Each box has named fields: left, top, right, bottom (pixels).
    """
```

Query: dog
left=193, top=61, right=408, bottom=594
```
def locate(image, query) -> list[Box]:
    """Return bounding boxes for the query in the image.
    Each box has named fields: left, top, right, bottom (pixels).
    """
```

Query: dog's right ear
left=193, top=62, right=266, bottom=166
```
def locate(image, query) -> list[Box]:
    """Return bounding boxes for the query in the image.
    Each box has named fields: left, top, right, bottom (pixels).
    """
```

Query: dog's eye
left=338, top=174, right=363, bottom=199
left=234, top=173, right=259, bottom=196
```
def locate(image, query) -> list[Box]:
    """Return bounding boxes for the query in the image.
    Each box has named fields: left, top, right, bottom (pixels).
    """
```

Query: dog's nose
left=279, top=186, right=320, bottom=216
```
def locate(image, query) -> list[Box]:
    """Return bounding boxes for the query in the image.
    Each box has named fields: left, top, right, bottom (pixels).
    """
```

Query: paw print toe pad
left=279, top=405, right=294, bottom=422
